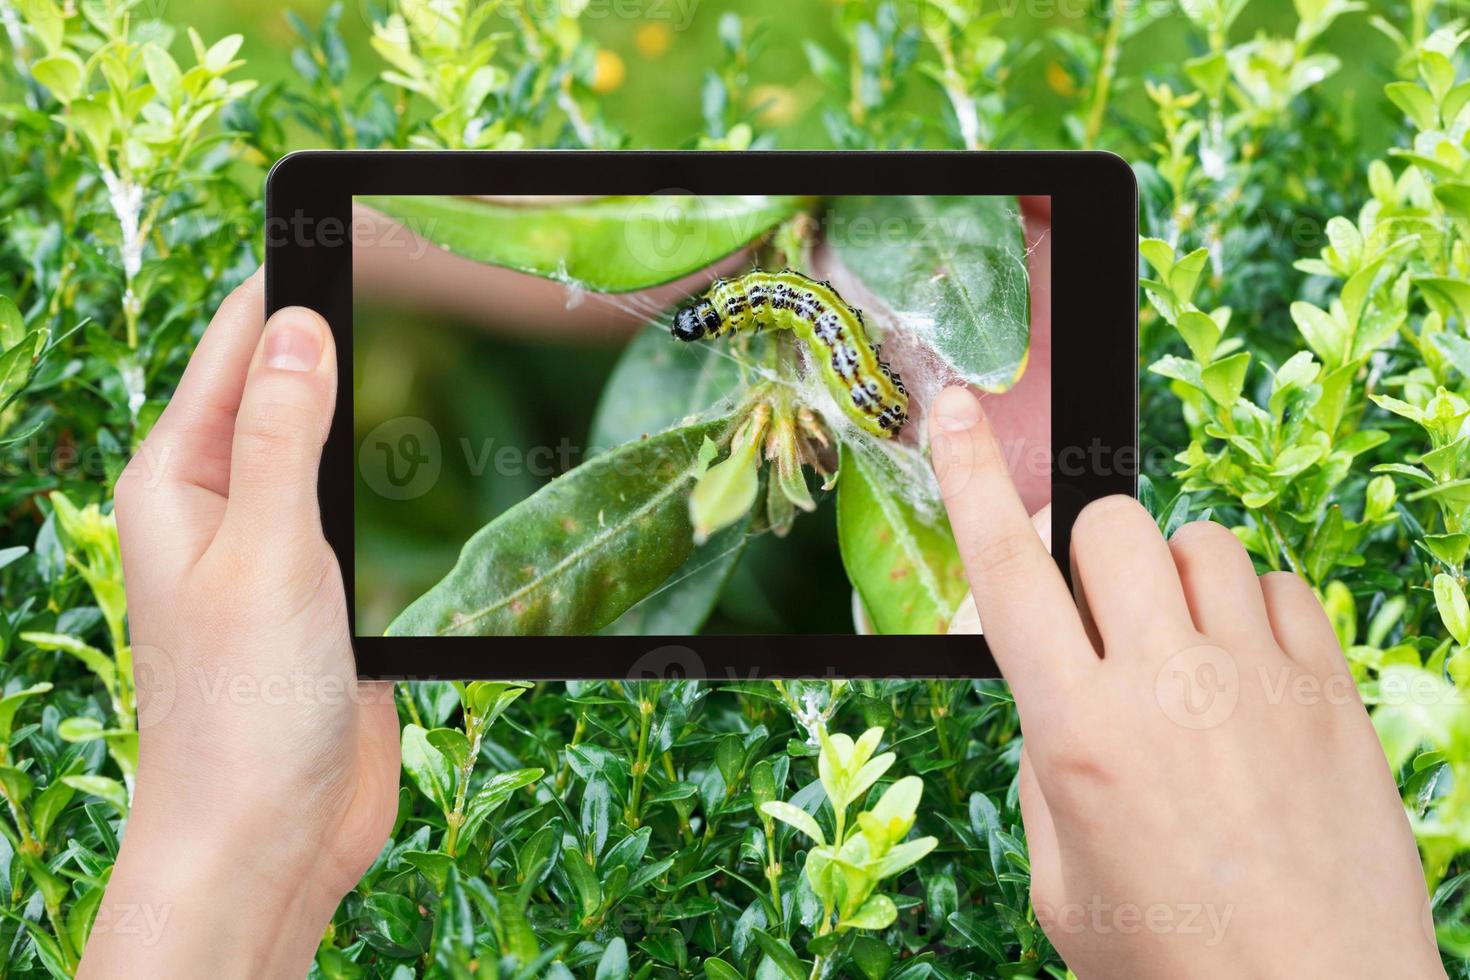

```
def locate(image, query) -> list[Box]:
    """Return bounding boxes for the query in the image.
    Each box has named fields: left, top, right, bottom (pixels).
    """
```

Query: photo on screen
left=351, top=194, right=1049, bottom=638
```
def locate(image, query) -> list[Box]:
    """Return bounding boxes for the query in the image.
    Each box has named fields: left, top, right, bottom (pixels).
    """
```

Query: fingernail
left=933, top=386, right=982, bottom=432
left=263, top=309, right=324, bottom=372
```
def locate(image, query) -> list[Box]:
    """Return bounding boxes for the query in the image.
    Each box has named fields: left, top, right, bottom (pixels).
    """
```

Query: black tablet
left=264, top=150, right=1137, bottom=680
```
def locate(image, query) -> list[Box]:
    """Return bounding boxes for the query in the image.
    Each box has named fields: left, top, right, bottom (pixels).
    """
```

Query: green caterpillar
left=671, top=270, right=909, bottom=437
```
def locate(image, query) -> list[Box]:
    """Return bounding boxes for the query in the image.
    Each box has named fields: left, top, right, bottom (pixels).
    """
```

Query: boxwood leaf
left=840, top=893, right=897, bottom=930
left=759, top=801, right=825, bottom=846
left=0, top=683, right=51, bottom=743
left=360, top=195, right=811, bottom=293
left=60, top=774, right=127, bottom=815
left=388, top=415, right=735, bottom=637
left=703, top=957, right=745, bottom=980
left=401, top=723, right=454, bottom=812
left=828, top=195, right=1030, bottom=391
left=752, top=930, right=806, bottom=980
left=836, top=446, right=967, bottom=634
left=597, top=937, right=630, bottom=980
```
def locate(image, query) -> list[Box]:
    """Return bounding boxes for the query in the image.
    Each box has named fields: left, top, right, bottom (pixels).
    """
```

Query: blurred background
left=194, top=0, right=1398, bottom=151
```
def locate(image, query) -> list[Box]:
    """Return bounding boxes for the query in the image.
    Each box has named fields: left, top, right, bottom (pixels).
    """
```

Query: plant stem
left=762, top=818, right=785, bottom=934
left=1084, top=0, right=1129, bottom=148
left=1261, top=506, right=1304, bottom=578
left=444, top=713, right=483, bottom=858
left=626, top=690, right=654, bottom=828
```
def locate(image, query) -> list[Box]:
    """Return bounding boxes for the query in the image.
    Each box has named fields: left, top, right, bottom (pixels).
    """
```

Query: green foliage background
left=1, top=0, right=1469, bottom=976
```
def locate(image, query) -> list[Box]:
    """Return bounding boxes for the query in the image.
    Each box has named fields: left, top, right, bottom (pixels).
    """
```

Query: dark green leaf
left=837, top=445, right=967, bottom=634
left=360, top=195, right=811, bottom=293
left=388, top=416, right=735, bottom=636
left=828, top=195, right=1030, bottom=390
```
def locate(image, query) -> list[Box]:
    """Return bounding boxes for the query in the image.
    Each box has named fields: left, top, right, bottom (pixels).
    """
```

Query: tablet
left=264, top=151, right=1137, bottom=680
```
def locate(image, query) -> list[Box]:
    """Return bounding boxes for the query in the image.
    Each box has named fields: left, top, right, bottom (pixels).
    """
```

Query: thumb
left=220, top=306, right=336, bottom=548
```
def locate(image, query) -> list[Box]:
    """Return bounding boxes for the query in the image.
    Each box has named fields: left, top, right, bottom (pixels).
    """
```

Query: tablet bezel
left=264, top=150, right=1137, bottom=680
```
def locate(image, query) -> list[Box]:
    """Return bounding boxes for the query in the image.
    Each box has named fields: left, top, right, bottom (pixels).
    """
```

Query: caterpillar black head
left=672, top=299, right=719, bottom=342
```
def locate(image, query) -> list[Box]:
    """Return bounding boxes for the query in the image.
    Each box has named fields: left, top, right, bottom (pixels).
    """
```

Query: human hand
left=80, top=272, right=399, bottom=978
left=928, top=384, right=1442, bottom=978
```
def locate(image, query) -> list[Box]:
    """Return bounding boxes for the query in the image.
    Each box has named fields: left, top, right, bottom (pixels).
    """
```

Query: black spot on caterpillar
left=671, top=270, right=909, bottom=437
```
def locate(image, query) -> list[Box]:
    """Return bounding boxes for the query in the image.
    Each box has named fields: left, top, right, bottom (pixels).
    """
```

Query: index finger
left=929, top=386, right=1096, bottom=707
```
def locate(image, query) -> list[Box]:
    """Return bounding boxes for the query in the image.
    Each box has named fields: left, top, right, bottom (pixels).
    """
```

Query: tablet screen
left=350, top=194, right=1048, bottom=640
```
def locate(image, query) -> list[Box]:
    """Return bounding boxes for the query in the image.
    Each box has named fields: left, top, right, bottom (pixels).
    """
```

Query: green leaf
left=20, top=0, right=65, bottom=53
left=1138, top=237, right=1175, bottom=277
left=837, top=445, right=967, bottom=634
left=0, top=766, right=32, bottom=806
left=1386, top=81, right=1437, bottom=131
left=752, top=931, right=807, bottom=980
left=359, top=195, right=810, bottom=293
left=65, top=775, right=132, bottom=814
left=518, top=822, right=561, bottom=886
left=0, top=296, right=23, bottom=350
left=1201, top=351, right=1251, bottom=407
left=387, top=415, right=733, bottom=636
left=203, top=33, right=244, bottom=72
left=596, top=937, right=630, bottom=980
left=868, top=775, right=923, bottom=832
left=31, top=51, right=84, bottom=102
left=703, top=957, right=746, bottom=980
left=30, top=781, right=73, bottom=843
left=401, top=723, right=454, bottom=812
left=1433, top=573, right=1470, bottom=646
left=840, top=893, right=897, bottom=930
left=426, top=726, right=470, bottom=769
left=873, top=835, right=939, bottom=879
left=0, top=330, right=40, bottom=403
left=19, top=852, right=67, bottom=908
left=401, top=849, right=454, bottom=891
left=1290, top=301, right=1348, bottom=366
left=564, top=846, right=604, bottom=916
left=20, top=631, right=116, bottom=694
left=1184, top=50, right=1229, bottom=98
left=1176, top=309, right=1222, bottom=364
left=601, top=826, right=652, bottom=872
left=1417, top=277, right=1470, bottom=329
left=1168, top=248, right=1209, bottom=305
left=828, top=195, right=1030, bottom=390
left=689, top=429, right=761, bottom=545
left=1424, top=533, right=1470, bottom=568
left=459, top=767, right=543, bottom=845
left=363, top=892, right=427, bottom=954
left=849, top=936, right=893, bottom=980
left=581, top=777, right=613, bottom=857
left=716, top=734, right=745, bottom=786
left=0, top=682, right=51, bottom=743
left=1433, top=331, right=1470, bottom=381
left=759, top=801, right=826, bottom=845
left=465, top=680, right=532, bottom=726
left=142, top=43, right=182, bottom=105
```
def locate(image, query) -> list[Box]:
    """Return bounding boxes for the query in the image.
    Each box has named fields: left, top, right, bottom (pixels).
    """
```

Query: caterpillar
left=671, top=270, right=909, bottom=438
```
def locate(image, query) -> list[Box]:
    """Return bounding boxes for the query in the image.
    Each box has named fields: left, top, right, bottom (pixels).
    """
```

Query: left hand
left=81, top=270, right=400, bottom=979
